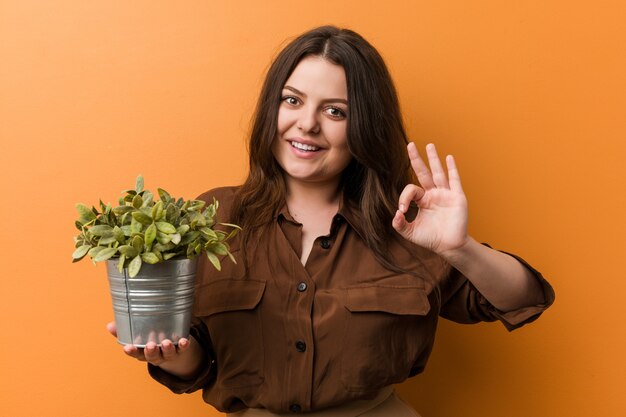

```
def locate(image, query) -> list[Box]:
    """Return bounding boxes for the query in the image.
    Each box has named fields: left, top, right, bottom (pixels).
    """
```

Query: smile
left=290, top=141, right=320, bottom=152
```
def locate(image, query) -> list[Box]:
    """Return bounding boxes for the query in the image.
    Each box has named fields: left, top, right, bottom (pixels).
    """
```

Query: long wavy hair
left=231, top=25, right=416, bottom=273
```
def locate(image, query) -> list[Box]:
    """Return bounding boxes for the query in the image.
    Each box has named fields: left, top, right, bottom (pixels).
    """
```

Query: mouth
left=289, top=140, right=322, bottom=153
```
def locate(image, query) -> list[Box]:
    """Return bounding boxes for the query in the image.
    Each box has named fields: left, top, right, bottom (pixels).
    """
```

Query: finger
left=407, top=142, right=435, bottom=190
left=123, top=344, right=147, bottom=362
left=445, top=155, right=464, bottom=193
left=425, top=143, right=449, bottom=189
left=144, top=342, right=162, bottom=364
left=397, top=184, right=425, bottom=213
left=106, top=321, right=117, bottom=337
left=177, top=338, right=190, bottom=353
left=160, top=340, right=177, bottom=361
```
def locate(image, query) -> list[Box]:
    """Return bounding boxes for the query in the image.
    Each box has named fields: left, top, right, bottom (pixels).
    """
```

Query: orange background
left=1, top=1, right=624, bottom=416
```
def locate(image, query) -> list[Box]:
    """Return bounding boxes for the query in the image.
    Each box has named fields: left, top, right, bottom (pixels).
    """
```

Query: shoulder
left=195, top=185, right=240, bottom=204
left=195, top=185, right=241, bottom=222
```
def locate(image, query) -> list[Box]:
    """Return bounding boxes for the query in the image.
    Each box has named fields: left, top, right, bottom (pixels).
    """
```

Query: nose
left=296, top=106, right=320, bottom=134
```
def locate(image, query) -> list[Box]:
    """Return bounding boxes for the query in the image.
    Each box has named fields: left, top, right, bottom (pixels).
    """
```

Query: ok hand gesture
left=392, top=143, right=469, bottom=256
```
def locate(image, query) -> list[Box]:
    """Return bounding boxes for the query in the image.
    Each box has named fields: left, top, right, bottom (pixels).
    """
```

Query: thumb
left=106, top=321, right=117, bottom=337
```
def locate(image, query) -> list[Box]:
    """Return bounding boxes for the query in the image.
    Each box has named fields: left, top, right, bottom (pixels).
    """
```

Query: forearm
left=440, top=237, right=545, bottom=312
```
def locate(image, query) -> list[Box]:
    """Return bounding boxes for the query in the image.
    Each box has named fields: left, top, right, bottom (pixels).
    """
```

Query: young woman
left=109, top=25, right=555, bottom=416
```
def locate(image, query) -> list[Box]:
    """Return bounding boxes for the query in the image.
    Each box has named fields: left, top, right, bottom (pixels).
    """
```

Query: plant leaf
left=132, top=194, right=143, bottom=209
left=211, top=242, right=228, bottom=256
left=98, top=235, right=117, bottom=245
left=179, top=230, right=199, bottom=245
left=90, top=225, right=113, bottom=236
left=76, top=203, right=96, bottom=223
left=166, top=203, right=180, bottom=224
left=170, top=233, right=181, bottom=245
left=141, top=190, right=153, bottom=208
left=88, top=246, right=105, bottom=258
left=117, top=254, right=126, bottom=273
left=206, top=252, right=221, bottom=271
left=113, top=226, right=125, bottom=243
left=219, top=222, right=242, bottom=230
left=135, top=175, right=144, bottom=194
left=130, top=217, right=143, bottom=234
left=131, top=235, right=144, bottom=252
left=117, top=245, right=138, bottom=258
left=157, top=188, right=172, bottom=203
left=156, top=231, right=171, bottom=245
left=72, top=245, right=91, bottom=260
left=94, top=247, right=118, bottom=262
left=153, top=242, right=175, bottom=252
left=128, top=255, right=142, bottom=278
left=151, top=200, right=163, bottom=221
left=141, top=252, right=160, bottom=264
left=163, top=252, right=177, bottom=260
left=187, top=200, right=206, bottom=211
left=112, top=205, right=134, bottom=216
left=132, top=211, right=152, bottom=226
left=155, top=221, right=176, bottom=234
left=190, top=211, right=206, bottom=228
left=144, top=223, right=157, bottom=247
left=200, top=227, right=217, bottom=240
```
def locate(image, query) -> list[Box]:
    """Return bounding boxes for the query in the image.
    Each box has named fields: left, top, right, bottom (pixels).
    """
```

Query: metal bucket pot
left=106, top=258, right=197, bottom=347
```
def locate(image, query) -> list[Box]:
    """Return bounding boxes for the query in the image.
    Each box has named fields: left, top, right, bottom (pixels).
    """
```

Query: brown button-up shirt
left=149, top=186, right=555, bottom=413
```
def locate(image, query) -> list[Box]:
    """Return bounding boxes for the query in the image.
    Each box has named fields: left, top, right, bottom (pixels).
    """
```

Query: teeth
left=291, top=141, right=320, bottom=152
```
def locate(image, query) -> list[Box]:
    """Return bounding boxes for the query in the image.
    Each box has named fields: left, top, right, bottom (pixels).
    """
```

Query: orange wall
left=1, top=1, right=624, bottom=416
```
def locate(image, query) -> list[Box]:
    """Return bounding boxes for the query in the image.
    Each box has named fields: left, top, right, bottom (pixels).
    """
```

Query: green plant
left=72, top=175, right=240, bottom=277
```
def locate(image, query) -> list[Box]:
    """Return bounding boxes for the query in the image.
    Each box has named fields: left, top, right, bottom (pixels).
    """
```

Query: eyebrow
left=283, top=85, right=348, bottom=105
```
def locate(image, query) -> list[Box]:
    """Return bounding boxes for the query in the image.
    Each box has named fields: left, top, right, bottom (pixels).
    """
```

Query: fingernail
left=399, top=203, right=405, bottom=212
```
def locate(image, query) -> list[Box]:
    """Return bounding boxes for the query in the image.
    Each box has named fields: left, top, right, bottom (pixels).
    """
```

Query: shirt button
left=297, top=282, right=307, bottom=292
left=295, top=340, right=306, bottom=352
left=320, top=238, right=331, bottom=249
left=290, top=404, right=302, bottom=413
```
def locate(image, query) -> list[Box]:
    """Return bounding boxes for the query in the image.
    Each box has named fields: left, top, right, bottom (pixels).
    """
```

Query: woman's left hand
left=392, top=142, right=469, bottom=256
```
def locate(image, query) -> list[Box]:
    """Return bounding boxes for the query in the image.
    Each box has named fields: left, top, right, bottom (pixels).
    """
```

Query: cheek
left=276, top=107, right=292, bottom=136
left=326, top=123, right=349, bottom=148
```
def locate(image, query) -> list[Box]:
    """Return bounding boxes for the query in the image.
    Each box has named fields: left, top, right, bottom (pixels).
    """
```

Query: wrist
left=438, top=236, right=479, bottom=265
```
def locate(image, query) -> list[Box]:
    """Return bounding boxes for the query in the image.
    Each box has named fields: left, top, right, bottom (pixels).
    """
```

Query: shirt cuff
left=479, top=249, right=556, bottom=332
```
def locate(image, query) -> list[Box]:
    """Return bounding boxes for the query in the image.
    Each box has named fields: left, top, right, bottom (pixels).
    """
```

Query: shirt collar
left=274, top=192, right=361, bottom=234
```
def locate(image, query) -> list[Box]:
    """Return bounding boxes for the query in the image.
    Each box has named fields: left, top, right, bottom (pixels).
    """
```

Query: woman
left=109, top=25, right=555, bottom=416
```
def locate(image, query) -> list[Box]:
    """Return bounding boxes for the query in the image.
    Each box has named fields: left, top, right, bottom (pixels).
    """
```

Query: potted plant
left=72, top=175, right=239, bottom=346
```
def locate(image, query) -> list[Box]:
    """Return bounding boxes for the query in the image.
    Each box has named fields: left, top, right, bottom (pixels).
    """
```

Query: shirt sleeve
left=438, top=244, right=556, bottom=332
left=147, top=317, right=216, bottom=393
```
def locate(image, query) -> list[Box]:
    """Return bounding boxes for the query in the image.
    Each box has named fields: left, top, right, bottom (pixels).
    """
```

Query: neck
left=284, top=177, right=342, bottom=209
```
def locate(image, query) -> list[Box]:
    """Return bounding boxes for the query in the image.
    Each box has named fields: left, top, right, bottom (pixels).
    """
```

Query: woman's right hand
left=107, top=321, right=204, bottom=379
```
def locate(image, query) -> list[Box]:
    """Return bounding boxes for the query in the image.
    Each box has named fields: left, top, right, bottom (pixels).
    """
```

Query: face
left=272, top=56, right=351, bottom=189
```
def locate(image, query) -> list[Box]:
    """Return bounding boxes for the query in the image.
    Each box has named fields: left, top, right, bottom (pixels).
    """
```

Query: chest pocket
left=194, top=278, right=266, bottom=389
left=341, top=285, right=434, bottom=392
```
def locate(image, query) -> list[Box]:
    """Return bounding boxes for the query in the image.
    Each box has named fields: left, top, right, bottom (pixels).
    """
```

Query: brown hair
left=231, top=25, right=416, bottom=273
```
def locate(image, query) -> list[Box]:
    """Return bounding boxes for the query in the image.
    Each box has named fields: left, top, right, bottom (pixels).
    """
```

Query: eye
left=282, top=96, right=299, bottom=106
left=325, top=106, right=347, bottom=119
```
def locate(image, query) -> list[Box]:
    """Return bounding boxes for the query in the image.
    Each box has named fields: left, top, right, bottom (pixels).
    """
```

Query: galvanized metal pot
left=106, top=258, right=197, bottom=347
